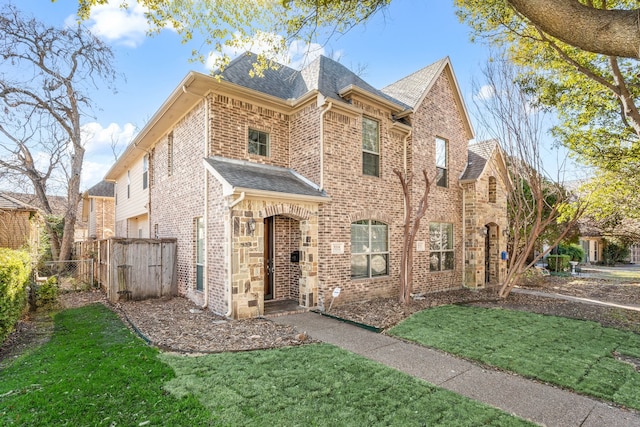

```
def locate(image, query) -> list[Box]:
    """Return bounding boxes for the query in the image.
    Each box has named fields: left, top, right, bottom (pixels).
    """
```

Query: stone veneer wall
left=230, top=199, right=319, bottom=319
left=463, top=150, right=509, bottom=287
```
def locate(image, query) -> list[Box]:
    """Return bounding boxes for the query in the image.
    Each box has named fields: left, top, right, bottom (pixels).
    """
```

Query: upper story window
left=167, top=132, right=174, bottom=177
left=127, top=170, right=131, bottom=199
left=248, top=129, right=269, bottom=156
left=362, top=117, right=380, bottom=177
left=351, top=220, right=388, bottom=278
left=90, top=198, right=94, bottom=213
left=142, top=154, right=149, bottom=190
left=488, top=176, right=497, bottom=203
left=115, top=183, right=118, bottom=205
left=435, top=137, right=448, bottom=187
left=430, top=222, right=454, bottom=271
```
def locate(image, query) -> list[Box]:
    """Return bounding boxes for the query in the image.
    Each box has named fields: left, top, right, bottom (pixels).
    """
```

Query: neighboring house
left=81, top=180, right=115, bottom=240
left=7, top=192, right=88, bottom=242
left=0, top=193, right=38, bottom=250
left=105, top=53, right=508, bottom=318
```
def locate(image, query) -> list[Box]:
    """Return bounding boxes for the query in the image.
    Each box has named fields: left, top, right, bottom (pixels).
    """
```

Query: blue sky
left=13, top=0, right=577, bottom=190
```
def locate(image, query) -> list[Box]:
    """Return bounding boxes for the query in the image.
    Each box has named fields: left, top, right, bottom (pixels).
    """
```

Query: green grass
left=0, top=304, right=211, bottom=426
left=161, top=345, right=534, bottom=426
left=0, top=304, right=535, bottom=426
left=388, top=305, right=640, bottom=410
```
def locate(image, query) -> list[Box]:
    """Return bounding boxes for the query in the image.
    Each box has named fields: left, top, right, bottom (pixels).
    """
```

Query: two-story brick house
left=105, top=53, right=508, bottom=318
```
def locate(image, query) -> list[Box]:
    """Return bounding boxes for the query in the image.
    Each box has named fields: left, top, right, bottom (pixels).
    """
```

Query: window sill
left=350, top=275, right=390, bottom=282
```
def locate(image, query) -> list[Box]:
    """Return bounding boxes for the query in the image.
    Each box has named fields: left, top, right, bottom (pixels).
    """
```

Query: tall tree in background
left=473, top=54, right=585, bottom=298
left=456, top=1, right=640, bottom=177
left=0, top=3, right=116, bottom=261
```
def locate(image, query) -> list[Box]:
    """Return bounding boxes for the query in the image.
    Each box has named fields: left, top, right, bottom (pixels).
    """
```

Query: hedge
left=0, top=248, right=31, bottom=344
left=546, top=254, right=571, bottom=272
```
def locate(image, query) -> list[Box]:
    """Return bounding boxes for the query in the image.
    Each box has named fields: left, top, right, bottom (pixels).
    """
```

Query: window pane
left=370, top=223, right=387, bottom=252
left=248, top=129, right=268, bottom=156
left=363, top=152, right=379, bottom=177
left=351, top=222, right=370, bottom=253
left=435, top=137, right=447, bottom=168
left=351, top=254, right=369, bottom=278
left=442, top=223, right=453, bottom=250
left=430, top=252, right=441, bottom=271
left=429, top=223, right=441, bottom=251
left=370, top=254, right=388, bottom=276
left=443, top=251, right=454, bottom=270
left=362, top=117, right=379, bottom=153
left=436, top=167, right=447, bottom=187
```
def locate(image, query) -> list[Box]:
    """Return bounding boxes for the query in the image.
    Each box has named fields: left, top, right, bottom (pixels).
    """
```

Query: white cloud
left=66, top=3, right=151, bottom=48
left=205, top=33, right=343, bottom=71
left=80, top=122, right=136, bottom=189
left=474, top=84, right=495, bottom=101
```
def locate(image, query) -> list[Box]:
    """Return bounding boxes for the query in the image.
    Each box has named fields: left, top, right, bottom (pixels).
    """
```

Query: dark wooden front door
left=485, top=225, right=491, bottom=284
left=264, top=217, right=274, bottom=300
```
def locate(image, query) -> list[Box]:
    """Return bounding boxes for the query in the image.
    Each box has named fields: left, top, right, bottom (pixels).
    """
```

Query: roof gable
left=460, top=140, right=501, bottom=182
left=382, top=57, right=474, bottom=138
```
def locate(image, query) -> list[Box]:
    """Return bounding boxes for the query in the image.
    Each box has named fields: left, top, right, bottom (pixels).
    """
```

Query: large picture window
left=362, top=117, right=380, bottom=177
left=351, top=220, right=388, bottom=278
left=435, top=137, right=448, bottom=187
left=248, top=129, right=269, bottom=156
left=429, top=222, right=454, bottom=271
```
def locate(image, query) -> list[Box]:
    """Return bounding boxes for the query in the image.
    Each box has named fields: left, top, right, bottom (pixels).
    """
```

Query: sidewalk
left=273, top=312, right=640, bottom=427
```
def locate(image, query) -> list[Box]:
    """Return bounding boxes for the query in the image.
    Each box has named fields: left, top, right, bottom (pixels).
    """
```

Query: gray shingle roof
left=0, top=193, right=37, bottom=211
left=216, top=53, right=410, bottom=110
left=204, top=156, right=328, bottom=199
left=381, top=58, right=447, bottom=108
left=86, top=180, right=114, bottom=198
left=460, top=140, right=497, bottom=182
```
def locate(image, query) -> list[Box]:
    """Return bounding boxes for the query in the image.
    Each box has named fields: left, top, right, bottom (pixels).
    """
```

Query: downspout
left=460, top=182, right=466, bottom=287
left=402, top=130, right=411, bottom=292
left=319, top=101, right=333, bottom=190
left=182, top=85, right=210, bottom=309
left=225, top=192, right=245, bottom=317
left=202, top=95, right=210, bottom=308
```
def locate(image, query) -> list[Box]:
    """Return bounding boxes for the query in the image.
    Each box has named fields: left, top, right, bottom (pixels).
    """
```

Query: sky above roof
left=10, top=0, right=580, bottom=190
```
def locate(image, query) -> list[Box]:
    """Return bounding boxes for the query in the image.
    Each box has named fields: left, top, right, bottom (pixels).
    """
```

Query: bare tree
left=394, top=169, right=431, bottom=304
left=473, top=54, right=586, bottom=298
left=0, top=4, right=116, bottom=261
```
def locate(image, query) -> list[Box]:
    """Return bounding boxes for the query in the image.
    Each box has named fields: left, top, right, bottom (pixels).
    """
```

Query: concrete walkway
left=273, top=312, right=640, bottom=427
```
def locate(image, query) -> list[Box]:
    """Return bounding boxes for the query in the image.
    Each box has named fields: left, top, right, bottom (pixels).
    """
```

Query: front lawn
left=388, top=305, right=640, bottom=410
left=0, top=304, right=534, bottom=426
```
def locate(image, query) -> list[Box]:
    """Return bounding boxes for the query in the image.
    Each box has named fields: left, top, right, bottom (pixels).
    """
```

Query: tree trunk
left=508, top=0, right=640, bottom=58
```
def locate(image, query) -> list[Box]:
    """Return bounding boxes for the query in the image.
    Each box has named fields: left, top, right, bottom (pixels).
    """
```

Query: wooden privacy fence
left=75, top=238, right=177, bottom=303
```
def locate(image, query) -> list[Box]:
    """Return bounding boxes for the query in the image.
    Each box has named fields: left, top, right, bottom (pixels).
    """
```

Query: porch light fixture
left=246, top=218, right=256, bottom=236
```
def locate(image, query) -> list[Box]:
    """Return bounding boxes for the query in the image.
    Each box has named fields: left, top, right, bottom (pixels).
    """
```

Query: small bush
left=0, top=248, right=31, bottom=344
left=546, top=254, right=571, bottom=272
left=35, top=276, right=59, bottom=307
left=558, top=243, right=585, bottom=262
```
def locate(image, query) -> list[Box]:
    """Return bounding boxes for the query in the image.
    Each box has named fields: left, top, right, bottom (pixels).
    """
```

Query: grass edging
left=313, top=309, right=384, bottom=333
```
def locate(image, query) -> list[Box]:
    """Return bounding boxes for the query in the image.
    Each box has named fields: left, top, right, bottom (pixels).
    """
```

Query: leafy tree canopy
left=455, top=0, right=640, bottom=172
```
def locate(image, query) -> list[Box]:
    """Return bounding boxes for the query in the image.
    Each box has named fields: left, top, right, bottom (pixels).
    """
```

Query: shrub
left=35, top=276, right=59, bottom=308
left=546, top=254, right=571, bottom=272
left=557, top=243, right=585, bottom=262
left=603, top=242, right=629, bottom=266
left=0, top=248, right=31, bottom=344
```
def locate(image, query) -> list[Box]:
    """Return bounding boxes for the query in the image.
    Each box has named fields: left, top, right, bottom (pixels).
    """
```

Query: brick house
left=80, top=180, right=115, bottom=240
left=0, top=193, right=38, bottom=250
left=105, top=53, right=508, bottom=318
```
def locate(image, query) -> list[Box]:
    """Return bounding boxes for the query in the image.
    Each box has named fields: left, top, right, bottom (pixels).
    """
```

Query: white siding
left=114, top=154, right=149, bottom=237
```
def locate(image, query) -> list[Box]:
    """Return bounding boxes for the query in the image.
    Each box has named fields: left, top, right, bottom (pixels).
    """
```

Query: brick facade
left=108, top=55, right=508, bottom=318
